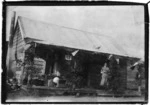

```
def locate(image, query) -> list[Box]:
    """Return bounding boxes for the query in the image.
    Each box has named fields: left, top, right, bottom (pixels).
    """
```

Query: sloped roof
left=18, top=16, right=128, bottom=57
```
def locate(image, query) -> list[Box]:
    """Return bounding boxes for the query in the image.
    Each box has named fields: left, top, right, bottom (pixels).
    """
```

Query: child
left=53, top=76, right=60, bottom=87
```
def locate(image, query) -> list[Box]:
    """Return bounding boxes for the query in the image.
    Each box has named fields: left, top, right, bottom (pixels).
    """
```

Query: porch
left=20, top=42, right=130, bottom=97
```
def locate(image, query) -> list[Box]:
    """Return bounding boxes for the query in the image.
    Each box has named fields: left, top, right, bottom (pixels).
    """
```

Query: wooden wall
left=9, top=23, right=25, bottom=80
left=118, top=58, right=127, bottom=91
left=12, top=24, right=25, bottom=58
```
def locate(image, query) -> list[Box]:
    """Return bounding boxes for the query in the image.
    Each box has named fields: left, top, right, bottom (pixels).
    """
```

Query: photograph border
left=2, top=1, right=149, bottom=104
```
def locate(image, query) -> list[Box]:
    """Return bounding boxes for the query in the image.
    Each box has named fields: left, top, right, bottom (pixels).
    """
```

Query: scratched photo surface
left=5, top=5, right=146, bottom=103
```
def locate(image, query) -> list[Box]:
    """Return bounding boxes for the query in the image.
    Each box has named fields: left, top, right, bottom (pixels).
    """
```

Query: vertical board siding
left=12, top=24, right=25, bottom=54
left=8, top=23, right=25, bottom=81
left=12, top=24, right=25, bottom=71
left=119, top=58, right=127, bottom=91
left=33, top=57, right=46, bottom=75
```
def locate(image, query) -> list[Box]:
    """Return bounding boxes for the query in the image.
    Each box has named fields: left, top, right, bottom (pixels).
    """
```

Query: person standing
left=27, top=71, right=32, bottom=87
left=135, top=69, right=142, bottom=95
left=130, top=60, right=143, bottom=96
left=135, top=63, right=143, bottom=95
left=100, top=63, right=110, bottom=89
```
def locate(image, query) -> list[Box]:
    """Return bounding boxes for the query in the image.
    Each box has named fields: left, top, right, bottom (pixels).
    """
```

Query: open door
left=87, top=63, right=102, bottom=89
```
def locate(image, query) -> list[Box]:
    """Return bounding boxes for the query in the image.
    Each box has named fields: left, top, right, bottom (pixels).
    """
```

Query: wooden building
left=7, top=16, right=140, bottom=94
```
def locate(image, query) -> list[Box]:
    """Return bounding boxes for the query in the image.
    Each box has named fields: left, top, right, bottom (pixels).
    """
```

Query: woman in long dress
left=100, top=63, right=110, bottom=87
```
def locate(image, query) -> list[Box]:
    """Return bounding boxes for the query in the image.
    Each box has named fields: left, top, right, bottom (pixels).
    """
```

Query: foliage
left=24, top=47, right=42, bottom=76
left=63, top=58, right=85, bottom=89
left=16, top=45, right=41, bottom=77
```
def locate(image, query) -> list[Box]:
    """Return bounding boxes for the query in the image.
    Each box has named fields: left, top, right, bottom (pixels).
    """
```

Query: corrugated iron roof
left=18, top=16, right=128, bottom=57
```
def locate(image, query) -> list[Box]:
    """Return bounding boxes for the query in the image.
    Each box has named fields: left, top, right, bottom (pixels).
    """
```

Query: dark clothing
left=135, top=71, right=142, bottom=86
left=135, top=64, right=143, bottom=86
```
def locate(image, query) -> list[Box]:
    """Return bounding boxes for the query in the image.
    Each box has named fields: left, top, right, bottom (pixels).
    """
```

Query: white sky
left=6, top=5, right=145, bottom=59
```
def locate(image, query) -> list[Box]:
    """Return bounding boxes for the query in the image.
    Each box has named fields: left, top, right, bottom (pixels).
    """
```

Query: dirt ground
left=6, top=89, right=146, bottom=102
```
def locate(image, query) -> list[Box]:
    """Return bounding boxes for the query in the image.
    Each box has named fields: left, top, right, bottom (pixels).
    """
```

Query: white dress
left=100, top=66, right=110, bottom=86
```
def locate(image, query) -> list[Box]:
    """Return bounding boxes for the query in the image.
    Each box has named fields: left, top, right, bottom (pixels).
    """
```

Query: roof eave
left=18, top=17, right=26, bottom=40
